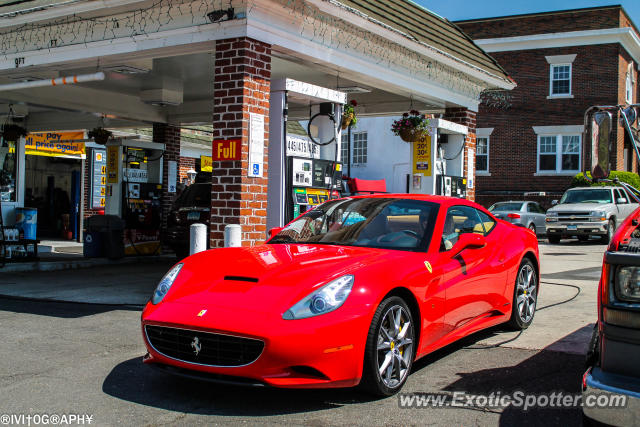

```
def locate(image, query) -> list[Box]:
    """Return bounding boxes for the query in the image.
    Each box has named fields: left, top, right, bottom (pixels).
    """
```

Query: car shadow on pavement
left=102, top=357, right=380, bottom=416
left=0, top=296, right=142, bottom=319
left=411, top=326, right=588, bottom=427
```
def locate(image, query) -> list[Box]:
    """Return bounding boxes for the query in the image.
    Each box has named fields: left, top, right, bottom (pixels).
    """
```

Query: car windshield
left=559, top=189, right=613, bottom=204
left=489, top=202, right=523, bottom=212
left=175, top=184, right=211, bottom=208
left=270, top=198, right=438, bottom=251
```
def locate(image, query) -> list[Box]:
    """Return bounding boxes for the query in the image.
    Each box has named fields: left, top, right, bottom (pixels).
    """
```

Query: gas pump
left=104, top=140, right=164, bottom=255
left=285, top=102, right=343, bottom=221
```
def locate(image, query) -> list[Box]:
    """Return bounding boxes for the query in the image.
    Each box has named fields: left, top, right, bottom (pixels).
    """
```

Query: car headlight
left=546, top=212, right=558, bottom=222
left=590, top=211, right=607, bottom=222
left=151, top=263, right=183, bottom=305
left=283, top=275, right=354, bottom=320
left=616, top=266, right=640, bottom=302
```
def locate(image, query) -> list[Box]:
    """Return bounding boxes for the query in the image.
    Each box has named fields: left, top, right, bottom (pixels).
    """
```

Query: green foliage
left=571, top=171, right=640, bottom=190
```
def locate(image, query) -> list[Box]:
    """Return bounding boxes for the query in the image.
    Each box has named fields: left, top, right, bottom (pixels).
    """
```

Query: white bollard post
left=189, top=223, right=207, bottom=255
left=224, top=224, right=241, bottom=247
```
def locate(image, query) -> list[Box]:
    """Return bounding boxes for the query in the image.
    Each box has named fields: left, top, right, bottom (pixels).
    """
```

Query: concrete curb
left=0, top=255, right=176, bottom=273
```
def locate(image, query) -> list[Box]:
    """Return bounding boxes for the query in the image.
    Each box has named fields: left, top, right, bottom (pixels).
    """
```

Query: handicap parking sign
left=252, top=163, right=260, bottom=176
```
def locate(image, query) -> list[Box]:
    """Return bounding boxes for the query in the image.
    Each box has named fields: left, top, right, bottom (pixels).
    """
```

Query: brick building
left=455, top=6, right=640, bottom=208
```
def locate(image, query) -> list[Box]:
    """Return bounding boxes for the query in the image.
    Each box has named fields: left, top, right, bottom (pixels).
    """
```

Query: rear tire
left=601, top=219, right=615, bottom=244
left=548, top=235, right=561, bottom=244
left=507, top=258, right=538, bottom=330
left=528, top=223, right=537, bottom=235
left=360, top=296, right=415, bottom=396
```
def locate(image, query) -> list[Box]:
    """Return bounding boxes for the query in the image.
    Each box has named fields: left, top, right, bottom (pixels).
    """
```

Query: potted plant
left=341, top=99, right=358, bottom=129
left=88, top=127, right=112, bottom=145
left=391, top=110, right=430, bottom=143
left=2, top=123, right=27, bottom=142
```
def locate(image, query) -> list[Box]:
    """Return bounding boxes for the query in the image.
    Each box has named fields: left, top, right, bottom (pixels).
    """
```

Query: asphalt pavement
left=0, top=238, right=607, bottom=426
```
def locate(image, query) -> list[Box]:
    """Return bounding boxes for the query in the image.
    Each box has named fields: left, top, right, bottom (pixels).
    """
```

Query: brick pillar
left=211, top=37, right=271, bottom=248
left=443, top=108, right=477, bottom=202
left=153, top=123, right=181, bottom=232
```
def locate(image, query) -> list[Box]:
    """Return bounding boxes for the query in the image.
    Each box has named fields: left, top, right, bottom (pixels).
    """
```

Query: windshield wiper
left=269, top=236, right=297, bottom=244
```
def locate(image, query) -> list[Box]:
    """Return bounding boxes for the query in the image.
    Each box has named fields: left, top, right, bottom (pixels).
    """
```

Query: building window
left=537, top=134, right=581, bottom=173
left=352, top=132, right=367, bottom=164
left=476, top=137, right=489, bottom=172
left=341, top=133, right=349, bottom=164
left=550, top=64, right=571, bottom=96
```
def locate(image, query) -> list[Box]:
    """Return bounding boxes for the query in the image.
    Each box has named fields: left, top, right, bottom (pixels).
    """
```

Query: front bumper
left=141, top=301, right=371, bottom=389
left=546, top=220, right=608, bottom=236
left=583, top=366, right=640, bottom=426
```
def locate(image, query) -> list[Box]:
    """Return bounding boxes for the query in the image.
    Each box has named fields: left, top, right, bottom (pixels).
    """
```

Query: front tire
left=601, top=219, right=615, bottom=244
left=507, top=259, right=538, bottom=330
left=361, top=296, right=415, bottom=396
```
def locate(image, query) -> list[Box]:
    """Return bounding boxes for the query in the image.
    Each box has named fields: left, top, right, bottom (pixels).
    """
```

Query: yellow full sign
left=412, top=135, right=432, bottom=176
left=25, top=132, right=85, bottom=159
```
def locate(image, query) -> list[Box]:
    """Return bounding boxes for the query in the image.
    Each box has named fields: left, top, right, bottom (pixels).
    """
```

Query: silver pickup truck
left=545, top=186, right=639, bottom=244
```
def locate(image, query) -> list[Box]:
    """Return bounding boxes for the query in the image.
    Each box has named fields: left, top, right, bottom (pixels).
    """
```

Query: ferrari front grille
left=145, top=325, right=264, bottom=367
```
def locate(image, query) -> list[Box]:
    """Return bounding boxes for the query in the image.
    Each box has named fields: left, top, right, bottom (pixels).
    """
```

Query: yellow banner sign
left=25, top=132, right=85, bottom=159
left=201, top=155, right=212, bottom=172
left=106, top=145, right=119, bottom=183
left=412, top=135, right=432, bottom=176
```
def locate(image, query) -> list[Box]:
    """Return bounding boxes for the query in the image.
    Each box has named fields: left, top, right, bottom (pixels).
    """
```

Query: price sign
left=91, top=148, right=107, bottom=209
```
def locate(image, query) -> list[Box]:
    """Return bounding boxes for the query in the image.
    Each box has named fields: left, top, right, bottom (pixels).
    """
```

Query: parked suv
left=545, top=186, right=639, bottom=244
left=164, top=181, right=211, bottom=258
left=582, top=207, right=640, bottom=425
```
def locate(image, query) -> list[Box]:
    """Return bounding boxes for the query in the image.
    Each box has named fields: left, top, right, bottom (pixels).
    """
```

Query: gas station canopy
left=0, top=0, right=514, bottom=129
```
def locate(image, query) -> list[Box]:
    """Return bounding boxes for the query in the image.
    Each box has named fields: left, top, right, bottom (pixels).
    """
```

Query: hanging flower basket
left=2, top=123, right=27, bottom=142
left=399, top=127, right=428, bottom=143
left=391, top=110, right=429, bottom=143
left=341, top=112, right=354, bottom=130
left=341, top=99, right=358, bottom=130
left=88, top=127, right=112, bottom=145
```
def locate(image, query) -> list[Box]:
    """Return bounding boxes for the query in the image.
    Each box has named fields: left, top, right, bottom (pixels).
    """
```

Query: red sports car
left=141, top=194, right=539, bottom=395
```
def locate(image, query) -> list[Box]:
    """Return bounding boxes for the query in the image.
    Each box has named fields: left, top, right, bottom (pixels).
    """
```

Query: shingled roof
left=333, top=0, right=512, bottom=85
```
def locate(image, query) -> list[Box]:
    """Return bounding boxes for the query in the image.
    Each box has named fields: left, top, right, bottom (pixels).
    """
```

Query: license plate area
left=187, top=212, right=200, bottom=221
left=567, top=225, right=577, bottom=230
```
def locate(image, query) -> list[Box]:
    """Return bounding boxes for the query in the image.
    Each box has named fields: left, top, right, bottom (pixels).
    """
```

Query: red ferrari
left=141, top=195, right=539, bottom=395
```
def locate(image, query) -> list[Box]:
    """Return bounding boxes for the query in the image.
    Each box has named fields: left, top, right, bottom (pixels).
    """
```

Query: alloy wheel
left=376, top=305, right=414, bottom=389
left=516, top=263, right=537, bottom=323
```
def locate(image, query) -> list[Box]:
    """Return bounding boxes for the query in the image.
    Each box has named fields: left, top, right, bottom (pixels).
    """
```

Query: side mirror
left=450, top=233, right=486, bottom=256
left=552, top=200, right=558, bottom=206
left=617, top=198, right=628, bottom=204
left=586, top=109, right=613, bottom=179
left=268, top=227, right=284, bottom=238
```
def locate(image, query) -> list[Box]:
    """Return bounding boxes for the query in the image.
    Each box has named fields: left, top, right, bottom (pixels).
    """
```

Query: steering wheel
left=401, top=230, right=418, bottom=237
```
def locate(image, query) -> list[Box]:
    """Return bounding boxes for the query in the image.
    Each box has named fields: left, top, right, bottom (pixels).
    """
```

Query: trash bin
left=15, top=207, right=37, bottom=240
left=84, top=215, right=125, bottom=259
left=83, top=230, right=103, bottom=257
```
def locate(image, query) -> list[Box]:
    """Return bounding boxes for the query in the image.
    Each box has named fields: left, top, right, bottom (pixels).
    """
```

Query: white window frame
left=546, top=54, right=576, bottom=99
left=340, top=132, right=349, bottom=164
left=626, top=62, right=635, bottom=104
left=535, top=133, right=581, bottom=175
left=352, top=131, right=367, bottom=165
left=475, top=127, right=493, bottom=176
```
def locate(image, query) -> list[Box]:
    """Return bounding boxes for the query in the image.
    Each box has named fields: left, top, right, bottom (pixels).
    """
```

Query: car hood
left=547, top=203, right=613, bottom=213
left=161, top=244, right=394, bottom=313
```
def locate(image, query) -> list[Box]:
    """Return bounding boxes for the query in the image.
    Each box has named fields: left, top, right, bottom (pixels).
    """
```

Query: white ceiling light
left=103, top=65, right=150, bottom=75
